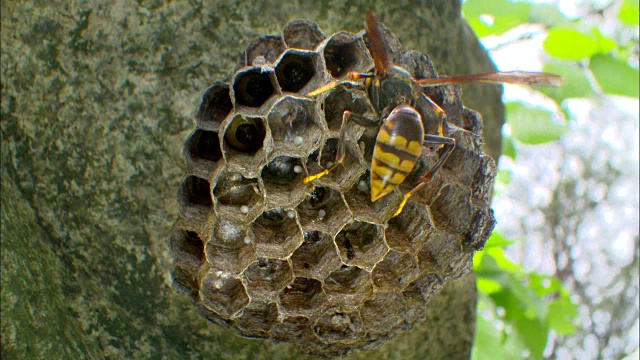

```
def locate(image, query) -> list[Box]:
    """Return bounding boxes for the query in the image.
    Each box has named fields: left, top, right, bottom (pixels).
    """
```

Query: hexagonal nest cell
left=334, top=220, right=388, bottom=270
left=275, top=49, right=322, bottom=94
left=322, top=82, right=375, bottom=133
left=221, top=114, right=268, bottom=177
left=243, top=257, right=293, bottom=301
left=305, top=137, right=366, bottom=191
left=196, top=82, right=233, bottom=131
left=260, top=155, right=307, bottom=207
left=296, top=186, right=351, bottom=236
left=237, top=35, right=287, bottom=70
left=283, top=20, right=326, bottom=50
left=232, top=66, right=279, bottom=109
left=178, top=175, right=213, bottom=223
left=250, top=208, right=303, bottom=259
left=290, top=230, right=342, bottom=280
left=173, top=15, right=497, bottom=358
left=200, top=270, right=250, bottom=319
left=267, top=96, right=324, bottom=157
left=206, top=219, right=256, bottom=275
left=313, top=308, right=366, bottom=344
left=184, top=129, right=223, bottom=179
left=321, top=31, right=372, bottom=79
left=323, top=265, right=373, bottom=307
left=170, top=230, right=206, bottom=298
left=278, top=277, right=327, bottom=317
left=212, top=170, right=263, bottom=220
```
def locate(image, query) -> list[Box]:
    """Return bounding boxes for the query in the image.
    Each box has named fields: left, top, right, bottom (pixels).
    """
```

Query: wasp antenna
left=417, top=71, right=565, bottom=87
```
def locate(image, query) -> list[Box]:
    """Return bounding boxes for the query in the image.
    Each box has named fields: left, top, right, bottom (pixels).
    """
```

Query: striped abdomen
left=370, top=105, right=424, bottom=202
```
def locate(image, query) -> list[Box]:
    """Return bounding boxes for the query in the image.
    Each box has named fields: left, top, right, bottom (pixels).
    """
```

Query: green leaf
left=478, top=271, right=554, bottom=360
left=490, top=15, right=531, bottom=36
left=591, top=28, right=618, bottom=54
left=544, top=28, right=599, bottom=60
left=507, top=102, right=568, bottom=144
left=484, top=232, right=514, bottom=249
left=548, top=298, right=578, bottom=334
left=489, top=284, right=523, bottom=320
left=508, top=276, right=547, bottom=320
left=473, top=250, right=485, bottom=271
left=474, top=250, right=518, bottom=274
left=478, top=277, right=503, bottom=294
left=501, top=133, right=517, bottom=160
left=462, top=0, right=529, bottom=18
left=619, top=0, right=640, bottom=25
left=474, top=250, right=499, bottom=273
left=463, top=0, right=531, bottom=36
left=485, top=247, right=520, bottom=272
left=472, top=316, right=512, bottom=360
left=590, top=54, right=640, bottom=97
left=493, top=168, right=512, bottom=197
left=528, top=273, right=563, bottom=297
left=513, top=317, right=549, bottom=359
left=466, top=18, right=494, bottom=38
left=528, top=4, right=570, bottom=28
left=540, top=62, right=595, bottom=102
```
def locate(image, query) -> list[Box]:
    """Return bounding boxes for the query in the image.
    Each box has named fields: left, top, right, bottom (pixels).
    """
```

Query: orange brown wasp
left=305, top=10, right=563, bottom=217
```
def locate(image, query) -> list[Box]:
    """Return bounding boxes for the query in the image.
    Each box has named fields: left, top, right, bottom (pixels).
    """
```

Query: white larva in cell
left=243, top=236, right=252, bottom=244
left=214, top=279, right=224, bottom=289
left=287, top=210, right=296, bottom=219
left=293, top=165, right=303, bottom=174
left=318, top=209, right=326, bottom=219
left=357, top=180, right=368, bottom=192
left=240, top=205, right=250, bottom=214
left=293, top=136, right=304, bottom=145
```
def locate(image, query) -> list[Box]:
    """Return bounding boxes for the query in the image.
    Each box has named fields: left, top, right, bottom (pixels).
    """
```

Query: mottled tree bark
left=1, top=1, right=502, bottom=359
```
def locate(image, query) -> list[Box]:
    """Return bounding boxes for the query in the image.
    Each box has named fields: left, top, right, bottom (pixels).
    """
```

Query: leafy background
left=463, top=0, right=639, bottom=359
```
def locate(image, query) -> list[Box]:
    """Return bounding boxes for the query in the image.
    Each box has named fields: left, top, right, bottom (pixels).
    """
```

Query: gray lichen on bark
left=1, top=1, right=502, bottom=359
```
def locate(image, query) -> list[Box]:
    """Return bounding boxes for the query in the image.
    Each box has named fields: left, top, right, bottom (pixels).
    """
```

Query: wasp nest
left=171, top=18, right=496, bottom=357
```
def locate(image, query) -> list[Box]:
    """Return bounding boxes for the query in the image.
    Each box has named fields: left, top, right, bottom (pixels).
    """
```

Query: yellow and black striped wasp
left=305, top=11, right=562, bottom=217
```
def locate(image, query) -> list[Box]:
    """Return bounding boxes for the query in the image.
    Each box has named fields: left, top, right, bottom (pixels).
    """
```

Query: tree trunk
left=1, top=1, right=502, bottom=359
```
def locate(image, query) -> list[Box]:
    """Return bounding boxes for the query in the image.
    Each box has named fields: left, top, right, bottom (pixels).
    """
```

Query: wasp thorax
left=173, top=16, right=496, bottom=358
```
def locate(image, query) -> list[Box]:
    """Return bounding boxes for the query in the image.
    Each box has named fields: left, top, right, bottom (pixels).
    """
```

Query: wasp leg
left=420, top=93, right=447, bottom=137
left=307, top=72, right=375, bottom=97
left=348, top=72, right=375, bottom=81
left=392, top=135, right=456, bottom=217
left=307, top=80, right=340, bottom=97
left=304, top=110, right=379, bottom=184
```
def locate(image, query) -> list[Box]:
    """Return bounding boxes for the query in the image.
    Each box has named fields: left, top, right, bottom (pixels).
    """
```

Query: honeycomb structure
left=171, top=18, right=497, bottom=357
